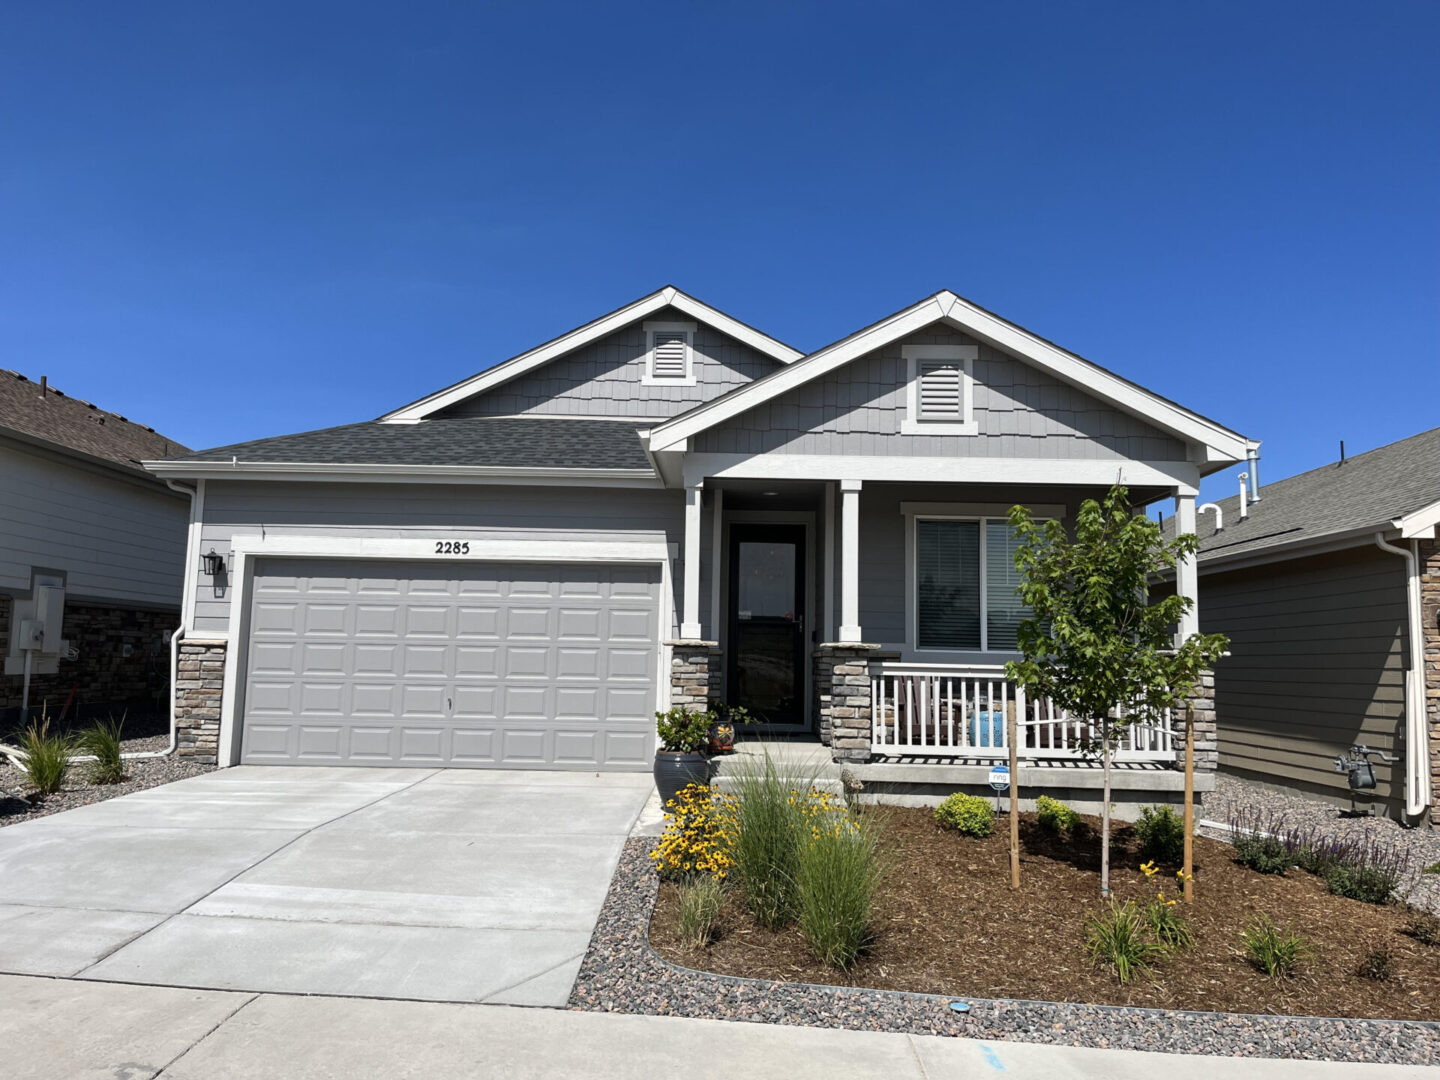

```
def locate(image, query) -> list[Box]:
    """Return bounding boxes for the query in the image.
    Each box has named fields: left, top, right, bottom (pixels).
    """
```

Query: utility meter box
left=34, top=585, right=65, bottom=654
left=3, top=582, right=69, bottom=675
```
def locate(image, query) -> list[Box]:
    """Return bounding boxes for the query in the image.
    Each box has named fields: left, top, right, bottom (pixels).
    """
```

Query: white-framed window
left=903, top=502, right=1061, bottom=654
left=901, top=343, right=978, bottom=435
left=642, top=320, right=698, bottom=385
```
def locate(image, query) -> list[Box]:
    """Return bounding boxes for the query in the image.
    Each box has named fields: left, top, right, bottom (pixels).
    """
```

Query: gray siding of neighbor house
left=1199, top=547, right=1409, bottom=807
left=0, top=439, right=187, bottom=608
left=436, top=307, right=783, bottom=421
left=194, top=481, right=713, bottom=640
left=692, top=326, right=1189, bottom=461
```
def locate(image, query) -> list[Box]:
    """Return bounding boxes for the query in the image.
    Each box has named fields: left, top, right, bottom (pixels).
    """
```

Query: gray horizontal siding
left=438, top=307, right=781, bottom=421
left=693, top=326, right=1188, bottom=461
left=0, top=441, right=186, bottom=608
left=1199, top=547, right=1408, bottom=803
left=194, top=480, right=703, bottom=639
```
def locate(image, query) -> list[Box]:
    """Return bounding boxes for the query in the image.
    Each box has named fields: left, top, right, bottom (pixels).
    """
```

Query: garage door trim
left=217, top=534, right=675, bottom=767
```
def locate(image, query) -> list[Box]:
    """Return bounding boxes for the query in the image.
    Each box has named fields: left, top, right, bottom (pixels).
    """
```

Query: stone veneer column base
left=1178, top=669, right=1218, bottom=775
left=1420, top=539, right=1439, bottom=827
left=176, top=639, right=226, bottom=764
left=665, top=640, right=723, bottom=714
left=816, top=643, right=881, bottom=764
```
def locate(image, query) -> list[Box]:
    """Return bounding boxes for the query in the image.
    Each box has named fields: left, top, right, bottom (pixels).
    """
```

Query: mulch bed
left=651, top=808, right=1439, bottom=1021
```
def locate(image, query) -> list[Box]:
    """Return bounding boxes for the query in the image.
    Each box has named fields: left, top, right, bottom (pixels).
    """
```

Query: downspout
left=1373, top=532, right=1432, bottom=820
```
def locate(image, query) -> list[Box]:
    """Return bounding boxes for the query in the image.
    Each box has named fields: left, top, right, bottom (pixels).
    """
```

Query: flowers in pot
left=705, top=701, right=753, bottom=755
left=654, top=706, right=715, bottom=806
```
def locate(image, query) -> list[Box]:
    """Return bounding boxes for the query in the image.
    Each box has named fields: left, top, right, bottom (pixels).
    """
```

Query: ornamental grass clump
left=650, top=783, right=735, bottom=881
left=1084, top=901, right=1166, bottom=985
left=675, top=876, right=724, bottom=948
left=725, top=751, right=824, bottom=929
left=1240, top=914, right=1311, bottom=980
left=13, top=716, right=73, bottom=796
left=795, top=803, right=882, bottom=970
left=934, top=792, right=994, bottom=837
left=1035, top=794, right=1080, bottom=835
left=78, top=717, right=127, bottom=785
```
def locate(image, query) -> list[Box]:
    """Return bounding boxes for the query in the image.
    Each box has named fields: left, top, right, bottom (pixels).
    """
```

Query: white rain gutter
left=1374, top=532, right=1432, bottom=819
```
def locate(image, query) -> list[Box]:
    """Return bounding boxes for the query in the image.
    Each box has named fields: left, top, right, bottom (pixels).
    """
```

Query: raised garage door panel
left=241, top=558, right=659, bottom=770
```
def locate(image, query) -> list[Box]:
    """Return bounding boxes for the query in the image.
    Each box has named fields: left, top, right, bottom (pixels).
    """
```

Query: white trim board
left=682, top=452, right=1201, bottom=495
left=381, top=287, right=803, bottom=423
left=647, top=290, right=1250, bottom=465
left=216, top=533, right=674, bottom=768
left=143, top=461, right=660, bottom=486
left=1395, top=497, right=1440, bottom=540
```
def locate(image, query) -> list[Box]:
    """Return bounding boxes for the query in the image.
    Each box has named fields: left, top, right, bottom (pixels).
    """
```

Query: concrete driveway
left=0, top=766, right=652, bottom=1005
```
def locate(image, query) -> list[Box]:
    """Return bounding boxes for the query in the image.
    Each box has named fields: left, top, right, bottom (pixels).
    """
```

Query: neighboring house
left=144, top=286, right=1252, bottom=807
left=1, top=370, right=190, bottom=726
left=1179, top=429, right=1438, bottom=824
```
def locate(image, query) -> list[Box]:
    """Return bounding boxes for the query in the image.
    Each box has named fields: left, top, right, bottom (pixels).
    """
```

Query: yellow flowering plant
left=650, top=783, right=736, bottom=881
left=1139, top=861, right=1195, bottom=950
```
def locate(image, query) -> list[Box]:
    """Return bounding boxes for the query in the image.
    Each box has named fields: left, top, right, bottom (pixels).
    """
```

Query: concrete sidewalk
left=3, top=974, right=1429, bottom=1080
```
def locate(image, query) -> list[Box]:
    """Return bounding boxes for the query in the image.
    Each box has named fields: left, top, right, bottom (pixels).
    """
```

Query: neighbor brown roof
left=0, top=370, right=189, bottom=475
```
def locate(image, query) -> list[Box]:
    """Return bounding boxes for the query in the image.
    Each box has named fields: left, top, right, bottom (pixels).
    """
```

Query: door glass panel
left=736, top=541, right=796, bottom=620
left=735, top=624, right=798, bottom=719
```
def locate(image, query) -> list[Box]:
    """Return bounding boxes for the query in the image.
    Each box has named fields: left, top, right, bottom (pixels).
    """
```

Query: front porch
left=666, top=475, right=1216, bottom=807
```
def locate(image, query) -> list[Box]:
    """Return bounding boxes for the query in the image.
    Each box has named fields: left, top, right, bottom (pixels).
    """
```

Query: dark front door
left=727, top=524, right=806, bottom=728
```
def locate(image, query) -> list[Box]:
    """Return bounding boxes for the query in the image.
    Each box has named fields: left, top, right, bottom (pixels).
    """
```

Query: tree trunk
left=1100, top=729, right=1112, bottom=898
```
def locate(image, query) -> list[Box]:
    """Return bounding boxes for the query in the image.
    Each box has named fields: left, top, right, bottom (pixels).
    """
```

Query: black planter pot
left=653, top=751, right=711, bottom=807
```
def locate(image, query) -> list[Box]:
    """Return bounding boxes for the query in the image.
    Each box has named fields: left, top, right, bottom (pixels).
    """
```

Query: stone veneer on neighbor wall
left=1421, top=539, right=1439, bottom=826
left=666, top=641, right=723, bottom=715
left=817, top=644, right=880, bottom=763
left=175, top=640, right=226, bottom=763
left=0, top=595, right=178, bottom=714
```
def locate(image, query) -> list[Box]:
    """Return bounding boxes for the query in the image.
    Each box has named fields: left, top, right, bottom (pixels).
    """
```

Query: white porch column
left=709, top=487, right=723, bottom=641
left=681, top=483, right=704, bottom=639
left=1174, top=491, right=1199, bottom=643
left=839, top=479, right=863, bottom=643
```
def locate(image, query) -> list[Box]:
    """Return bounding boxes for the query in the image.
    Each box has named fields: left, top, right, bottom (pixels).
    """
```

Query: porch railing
left=869, top=662, right=1178, bottom=763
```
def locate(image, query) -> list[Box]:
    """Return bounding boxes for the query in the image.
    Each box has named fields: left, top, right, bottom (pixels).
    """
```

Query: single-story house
left=1, top=370, right=190, bottom=726
left=143, top=287, right=1253, bottom=803
left=1179, top=428, right=1438, bottom=824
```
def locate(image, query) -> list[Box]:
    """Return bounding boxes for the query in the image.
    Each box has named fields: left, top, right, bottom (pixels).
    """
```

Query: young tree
left=1005, top=486, right=1228, bottom=897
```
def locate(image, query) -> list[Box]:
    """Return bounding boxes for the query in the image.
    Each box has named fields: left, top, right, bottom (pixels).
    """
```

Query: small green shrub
left=1240, top=915, right=1311, bottom=979
left=1084, top=902, right=1166, bottom=984
left=934, top=792, right=994, bottom=837
left=675, top=875, right=724, bottom=948
left=78, top=717, right=127, bottom=785
left=1142, top=896, right=1196, bottom=951
left=1322, top=862, right=1398, bottom=905
left=1135, top=805, right=1186, bottom=865
left=1293, top=844, right=1337, bottom=876
left=655, top=706, right=713, bottom=754
left=1233, top=833, right=1296, bottom=875
left=1035, top=795, right=1080, bottom=834
left=14, top=718, right=73, bottom=795
left=1403, top=912, right=1440, bottom=947
left=1358, top=940, right=1394, bottom=982
left=795, top=811, right=884, bottom=970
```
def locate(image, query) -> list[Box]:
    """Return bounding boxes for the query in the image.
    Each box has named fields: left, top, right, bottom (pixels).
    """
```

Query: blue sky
left=1, top=2, right=1435, bottom=505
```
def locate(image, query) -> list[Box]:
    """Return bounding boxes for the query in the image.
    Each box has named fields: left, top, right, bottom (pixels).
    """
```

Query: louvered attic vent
left=651, top=333, right=689, bottom=379
left=918, top=360, right=963, bottom=418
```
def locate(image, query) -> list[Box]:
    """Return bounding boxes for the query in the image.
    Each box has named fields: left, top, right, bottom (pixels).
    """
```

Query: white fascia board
left=1395, top=497, right=1440, bottom=539
left=142, top=460, right=659, bottom=487
left=227, top=532, right=671, bottom=564
left=682, top=451, right=1200, bottom=495
left=379, top=287, right=802, bottom=423
left=1193, top=524, right=1395, bottom=574
left=648, top=291, right=1250, bottom=463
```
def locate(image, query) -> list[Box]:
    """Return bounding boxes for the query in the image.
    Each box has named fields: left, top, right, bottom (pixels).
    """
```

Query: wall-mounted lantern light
left=202, top=549, right=226, bottom=577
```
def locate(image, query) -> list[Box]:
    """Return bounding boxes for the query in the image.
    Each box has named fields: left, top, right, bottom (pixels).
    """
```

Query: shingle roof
left=1179, top=427, right=1440, bottom=563
left=161, top=417, right=653, bottom=471
left=0, top=370, right=188, bottom=474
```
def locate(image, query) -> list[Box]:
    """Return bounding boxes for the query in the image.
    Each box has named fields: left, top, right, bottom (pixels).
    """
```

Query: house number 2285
left=434, top=541, right=471, bottom=555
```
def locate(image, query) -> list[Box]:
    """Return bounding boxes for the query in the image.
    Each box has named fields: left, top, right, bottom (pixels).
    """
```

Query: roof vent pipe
left=1245, top=446, right=1260, bottom=503
left=1198, top=502, right=1223, bottom=532
left=39, top=375, right=47, bottom=398
left=1237, top=473, right=1249, bottom=519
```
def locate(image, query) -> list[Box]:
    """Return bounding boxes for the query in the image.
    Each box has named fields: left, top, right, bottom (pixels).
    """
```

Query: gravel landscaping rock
left=571, top=838, right=1440, bottom=1066
left=1202, top=773, right=1440, bottom=916
left=0, top=738, right=213, bottom=827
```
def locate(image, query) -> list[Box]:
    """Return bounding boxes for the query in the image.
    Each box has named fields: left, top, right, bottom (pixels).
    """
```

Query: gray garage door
left=240, top=558, right=660, bottom=770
